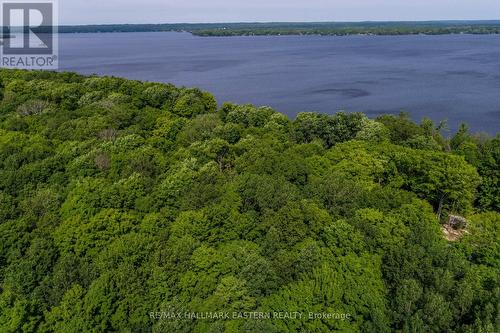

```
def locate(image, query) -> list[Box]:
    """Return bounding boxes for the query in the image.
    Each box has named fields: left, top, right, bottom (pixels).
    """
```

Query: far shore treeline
left=16, top=20, right=500, bottom=36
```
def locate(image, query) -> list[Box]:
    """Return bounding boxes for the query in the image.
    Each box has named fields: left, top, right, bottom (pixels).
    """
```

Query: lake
left=58, top=32, right=500, bottom=133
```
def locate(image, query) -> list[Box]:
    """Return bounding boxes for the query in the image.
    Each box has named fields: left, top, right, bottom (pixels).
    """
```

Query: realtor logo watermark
left=1, top=0, right=58, bottom=69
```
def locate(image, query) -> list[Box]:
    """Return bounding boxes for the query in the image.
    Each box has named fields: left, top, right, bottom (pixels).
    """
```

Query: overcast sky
left=60, top=0, right=500, bottom=25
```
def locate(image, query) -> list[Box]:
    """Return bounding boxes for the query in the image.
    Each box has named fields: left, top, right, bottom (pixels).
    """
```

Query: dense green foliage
left=0, top=69, right=498, bottom=332
left=54, top=21, right=500, bottom=36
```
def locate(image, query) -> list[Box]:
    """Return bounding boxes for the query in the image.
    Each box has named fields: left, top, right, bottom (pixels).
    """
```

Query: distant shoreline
left=53, top=21, right=500, bottom=37
left=56, top=31, right=500, bottom=39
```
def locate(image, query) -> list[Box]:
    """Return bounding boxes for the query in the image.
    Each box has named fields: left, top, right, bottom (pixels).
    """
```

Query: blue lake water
left=58, top=32, right=500, bottom=133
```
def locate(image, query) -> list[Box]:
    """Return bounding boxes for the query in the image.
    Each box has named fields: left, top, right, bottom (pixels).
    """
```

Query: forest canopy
left=0, top=69, right=498, bottom=332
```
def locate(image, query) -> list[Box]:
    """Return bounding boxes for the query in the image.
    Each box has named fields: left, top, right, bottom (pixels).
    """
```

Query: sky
left=60, top=0, right=500, bottom=25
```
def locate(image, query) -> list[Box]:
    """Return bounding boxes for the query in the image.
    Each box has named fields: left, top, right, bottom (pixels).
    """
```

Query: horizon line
left=58, top=19, right=500, bottom=27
